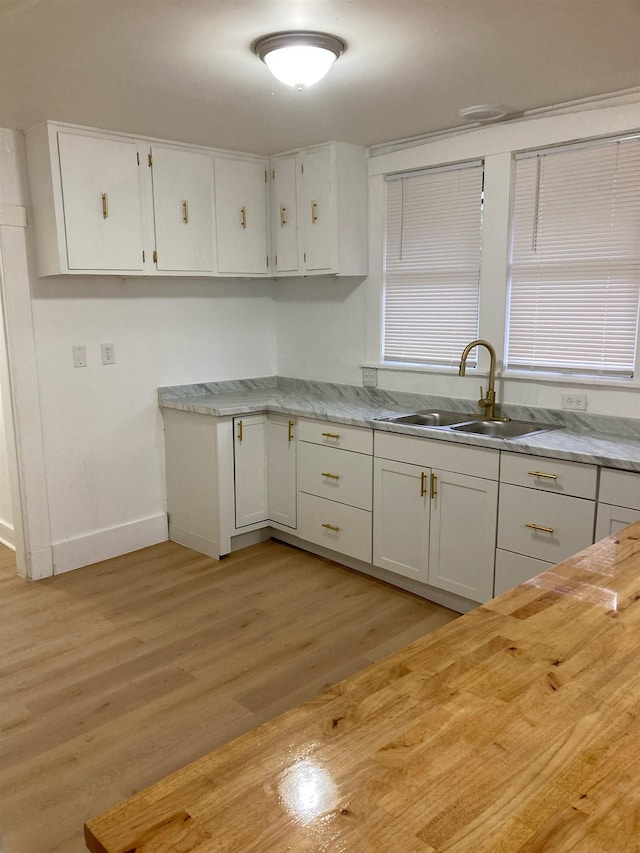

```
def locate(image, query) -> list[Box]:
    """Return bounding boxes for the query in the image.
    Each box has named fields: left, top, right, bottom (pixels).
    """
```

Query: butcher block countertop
left=85, top=521, right=640, bottom=853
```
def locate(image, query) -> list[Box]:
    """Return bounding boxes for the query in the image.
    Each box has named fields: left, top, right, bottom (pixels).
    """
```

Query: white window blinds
left=383, top=161, right=483, bottom=365
left=506, top=136, right=640, bottom=378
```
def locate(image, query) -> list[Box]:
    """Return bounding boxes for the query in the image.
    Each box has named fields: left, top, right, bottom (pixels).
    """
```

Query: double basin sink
left=376, top=410, right=556, bottom=439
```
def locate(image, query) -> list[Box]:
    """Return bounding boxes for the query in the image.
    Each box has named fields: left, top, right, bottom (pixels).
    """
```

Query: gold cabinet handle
left=241, top=206, right=247, bottom=229
left=420, top=471, right=427, bottom=497
left=431, top=472, right=437, bottom=500
left=322, top=523, right=340, bottom=532
left=321, top=432, right=340, bottom=440
left=237, top=420, right=243, bottom=442
left=528, top=470, right=558, bottom=480
left=102, top=192, right=109, bottom=219
left=182, top=199, right=189, bottom=224
left=288, top=420, right=294, bottom=442
left=525, top=522, right=554, bottom=534
left=280, top=205, right=287, bottom=227
left=311, top=200, right=318, bottom=223
left=321, top=472, right=340, bottom=480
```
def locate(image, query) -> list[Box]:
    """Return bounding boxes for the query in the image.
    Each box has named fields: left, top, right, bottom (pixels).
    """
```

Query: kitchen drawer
left=500, top=452, right=597, bottom=499
left=599, top=468, right=640, bottom=511
left=374, top=432, right=498, bottom=480
left=298, top=442, right=372, bottom=510
left=297, top=492, right=372, bottom=563
left=498, top=483, right=595, bottom=564
left=595, top=504, right=640, bottom=541
left=494, top=549, right=553, bottom=597
left=298, top=418, right=373, bottom=455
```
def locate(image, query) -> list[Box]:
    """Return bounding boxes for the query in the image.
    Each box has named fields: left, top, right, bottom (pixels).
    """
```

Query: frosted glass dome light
left=254, top=32, right=346, bottom=90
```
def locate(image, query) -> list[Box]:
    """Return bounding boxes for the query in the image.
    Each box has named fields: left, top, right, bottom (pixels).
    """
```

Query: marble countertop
left=158, top=376, right=640, bottom=472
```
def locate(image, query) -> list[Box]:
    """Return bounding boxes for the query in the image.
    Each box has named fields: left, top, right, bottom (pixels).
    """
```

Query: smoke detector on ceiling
left=458, top=105, right=507, bottom=123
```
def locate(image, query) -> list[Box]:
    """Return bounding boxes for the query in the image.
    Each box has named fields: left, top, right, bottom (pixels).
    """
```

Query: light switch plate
left=72, top=345, right=87, bottom=368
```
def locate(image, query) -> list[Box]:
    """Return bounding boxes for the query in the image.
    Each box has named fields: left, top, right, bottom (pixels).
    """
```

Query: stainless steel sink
left=377, top=410, right=471, bottom=427
left=450, top=419, right=557, bottom=439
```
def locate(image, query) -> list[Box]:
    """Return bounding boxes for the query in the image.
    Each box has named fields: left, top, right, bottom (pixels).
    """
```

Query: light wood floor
left=0, top=538, right=458, bottom=853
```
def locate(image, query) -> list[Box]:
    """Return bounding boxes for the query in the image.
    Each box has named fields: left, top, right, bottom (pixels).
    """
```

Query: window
left=506, top=135, right=640, bottom=378
left=383, top=161, right=484, bottom=366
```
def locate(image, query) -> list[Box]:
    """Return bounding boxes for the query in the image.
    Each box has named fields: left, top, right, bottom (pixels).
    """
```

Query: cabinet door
left=57, top=131, right=144, bottom=271
left=215, top=158, right=268, bottom=275
left=272, top=156, right=299, bottom=273
left=233, top=415, right=267, bottom=529
left=268, top=415, right=297, bottom=529
left=428, top=470, right=497, bottom=603
left=373, top=458, right=430, bottom=582
left=301, top=148, right=333, bottom=272
left=595, top=504, right=640, bottom=541
left=151, top=146, right=214, bottom=272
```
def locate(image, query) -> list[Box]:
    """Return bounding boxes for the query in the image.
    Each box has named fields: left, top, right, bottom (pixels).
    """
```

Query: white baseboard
left=52, top=513, right=169, bottom=575
left=168, top=523, right=220, bottom=560
left=0, top=518, right=15, bottom=550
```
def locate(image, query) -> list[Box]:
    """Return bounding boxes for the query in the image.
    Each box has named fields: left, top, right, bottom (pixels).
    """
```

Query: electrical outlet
left=72, top=345, right=87, bottom=368
left=362, top=367, right=377, bottom=388
left=562, top=393, right=587, bottom=411
left=101, top=343, right=115, bottom=365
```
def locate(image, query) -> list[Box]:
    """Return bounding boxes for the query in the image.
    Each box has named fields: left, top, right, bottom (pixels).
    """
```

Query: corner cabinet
left=270, top=142, right=368, bottom=277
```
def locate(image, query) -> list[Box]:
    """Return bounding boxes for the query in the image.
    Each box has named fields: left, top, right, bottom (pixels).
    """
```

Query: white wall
left=30, top=276, right=276, bottom=572
left=0, top=310, right=14, bottom=547
left=277, top=99, right=640, bottom=419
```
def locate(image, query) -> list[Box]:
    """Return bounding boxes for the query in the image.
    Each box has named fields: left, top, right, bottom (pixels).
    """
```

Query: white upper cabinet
left=25, top=122, right=367, bottom=280
left=25, top=124, right=146, bottom=276
left=214, top=156, right=268, bottom=276
left=271, top=156, right=299, bottom=273
left=150, top=145, right=214, bottom=273
left=269, top=142, right=368, bottom=277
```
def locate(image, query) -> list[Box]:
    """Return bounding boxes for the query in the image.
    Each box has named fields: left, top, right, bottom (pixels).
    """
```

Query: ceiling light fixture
left=253, top=31, right=346, bottom=91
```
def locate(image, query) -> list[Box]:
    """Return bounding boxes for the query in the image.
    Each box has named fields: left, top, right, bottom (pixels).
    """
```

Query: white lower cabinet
left=373, top=458, right=430, bottom=582
left=372, top=435, right=499, bottom=604
left=233, top=415, right=268, bottom=529
left=494, top=550, right=553, bottom=597
left=595, top=468, right=640, bottom=540
left=297, top=493, right=372, bottom=563
left=495, top=453, right=597, bottom=592
left=428, top=469, right=498, bottom=602
left=296, top=418, right=373, bottom=563
left=267, top=415, right=297, bottom=530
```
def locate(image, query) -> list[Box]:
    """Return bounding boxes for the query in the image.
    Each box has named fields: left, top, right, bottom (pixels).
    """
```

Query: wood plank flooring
left=0, top=539, right=457, bottom=853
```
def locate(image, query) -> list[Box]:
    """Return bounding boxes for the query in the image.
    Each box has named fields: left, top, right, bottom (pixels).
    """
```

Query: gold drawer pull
left=420, top=471, right=427, bottom=497
left=525, top=522, right=554, bottom=534
left=322, top=432, right=340, bottom=440
left=322, top=472, right=340, bottom=480
left=288, top=420, right=294, bottom=442
left=182, top=199, right=189, bottom=224
left=528, top=470, right=558, bottom=480
left=431, top=472, right=437, bottom=500
left=102, top=192, right=109, bottom=219
left=311, top=200, right=318, bottom=223
left=237, top=420, right=243, bottom=442
left=322, top=523, right=340, bottom=532
left=241, top=206, right=247, bottom=229
left=280, top=205, right=287, bottom=226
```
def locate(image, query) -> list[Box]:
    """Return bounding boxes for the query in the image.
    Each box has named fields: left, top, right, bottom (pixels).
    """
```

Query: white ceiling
left=1, top=0, right=639, bottom=155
